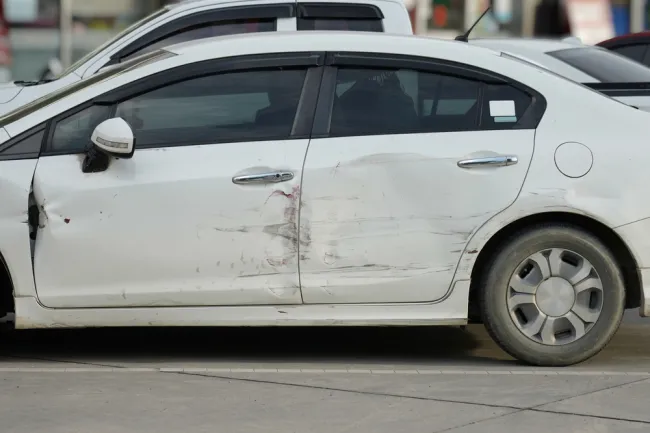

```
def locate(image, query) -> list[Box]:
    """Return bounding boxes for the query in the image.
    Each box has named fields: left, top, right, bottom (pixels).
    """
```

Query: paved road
left=0, top=311, right=648, bottom=432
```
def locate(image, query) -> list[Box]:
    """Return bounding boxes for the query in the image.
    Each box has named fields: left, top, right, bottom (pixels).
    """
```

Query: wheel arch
left=467, top=211, right=641, bottom=322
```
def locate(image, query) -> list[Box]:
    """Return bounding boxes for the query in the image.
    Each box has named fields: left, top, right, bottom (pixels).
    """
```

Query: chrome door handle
left=232, top=171, right=294, bottom=185
left=457, top=155, right=518, bottom=169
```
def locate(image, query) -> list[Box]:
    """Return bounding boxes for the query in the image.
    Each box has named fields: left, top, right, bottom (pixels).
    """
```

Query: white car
left=469, top=37, right=650, bottom=109
left=0, top=30, right=648, bottom=367
left=0, top=0, right=412, bottom=114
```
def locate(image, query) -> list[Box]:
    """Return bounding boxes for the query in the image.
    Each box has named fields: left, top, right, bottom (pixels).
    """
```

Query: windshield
left=548, top=47, right=650, bottom=83
left=0, top=50, right=175, bottom=127
left=57, top=8, right=168, bottom=79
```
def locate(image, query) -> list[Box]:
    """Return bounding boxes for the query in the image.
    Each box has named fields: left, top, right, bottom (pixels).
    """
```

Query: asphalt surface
left=0, top=311, right=648, bottom=432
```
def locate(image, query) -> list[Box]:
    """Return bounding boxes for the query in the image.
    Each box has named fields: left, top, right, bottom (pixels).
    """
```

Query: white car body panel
left=15, top=280, right=470, bottom=329
left=299, top=130, right=534, bottom=304
left=0, top=0, right=412, bottom=117
left=0, top=85, right=22, bottom=104
left=32, top=141, right=307, bottom=308
left=0, top=32, right=648, bottom=327
left=0, top=158, right=39, bottom=301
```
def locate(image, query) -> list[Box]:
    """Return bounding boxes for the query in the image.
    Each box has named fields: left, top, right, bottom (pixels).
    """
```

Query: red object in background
left=597, top=31, right=650, bottom=47
left=432, top=5, right=448, bottom=28
left=0, top=2, right=11, bottom=67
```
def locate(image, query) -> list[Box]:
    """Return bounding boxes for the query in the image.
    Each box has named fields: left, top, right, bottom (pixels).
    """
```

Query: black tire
left=479, top=223, right=626, bottom=366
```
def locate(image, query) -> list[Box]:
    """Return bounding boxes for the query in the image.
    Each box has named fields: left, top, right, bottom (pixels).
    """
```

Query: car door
left=299, top=53, right=543, bottom=304
left=32, top=52, right=323, bottom=309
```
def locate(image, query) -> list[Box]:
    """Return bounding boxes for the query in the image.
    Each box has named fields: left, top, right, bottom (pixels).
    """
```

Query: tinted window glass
left=122, top=19, right=276, bottom=61
left=51, top=105, right=113, bottom=153
left=329, top=68, right=532, bottom=137
left=612, top=44, right=649, bottom=63
left=297, top=18, right=382, bottom=31
left=115, top=68, right=307, bottom=147
left=549, top=47, right=650, bottom=82
left=0, top=128, right=44, bottom=158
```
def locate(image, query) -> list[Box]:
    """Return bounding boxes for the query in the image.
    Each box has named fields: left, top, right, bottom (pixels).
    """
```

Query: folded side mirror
left=91, top=117, right=135, bottom=159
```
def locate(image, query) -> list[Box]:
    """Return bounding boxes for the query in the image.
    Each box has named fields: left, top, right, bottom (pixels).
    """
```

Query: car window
left=113, top=68, right=307, bottom=147
left=50, top=105, right=113, bottom=153
left=0, top=127, right=45, bottom=159
left=121, top=19, right=276, bottom=62
left=548, top=47, right=650, bottom=82
left=611, top=44, right=649, bottom=63
left=297, top=18, right=383, bottom=32
left=329, top=68, right=532, bottom=137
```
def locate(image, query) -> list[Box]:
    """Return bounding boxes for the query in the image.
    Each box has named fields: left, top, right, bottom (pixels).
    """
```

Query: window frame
left=296, top=3, right=384, bottom=32
left=0, top=124, right=47, bottom=161
left=108, top=4, right=296, bottom=65
left=311, top=52, right=547, bottom=138
left=42, top=52, right=326, bottom=156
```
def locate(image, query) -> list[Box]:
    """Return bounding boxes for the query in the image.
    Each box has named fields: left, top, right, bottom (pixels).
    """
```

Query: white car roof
left=469, top=37, right=584, bottom=54
left=165, top=30, right=502, bottom=61
left=166, top=0, right=405, bottom=11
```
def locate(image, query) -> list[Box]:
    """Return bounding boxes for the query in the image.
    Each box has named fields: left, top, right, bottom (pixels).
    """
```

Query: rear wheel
left=480, top=224, right=625, bottom=366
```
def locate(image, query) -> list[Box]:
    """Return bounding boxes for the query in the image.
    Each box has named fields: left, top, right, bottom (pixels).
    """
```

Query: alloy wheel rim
left=506, top=248, right=604, bottom=346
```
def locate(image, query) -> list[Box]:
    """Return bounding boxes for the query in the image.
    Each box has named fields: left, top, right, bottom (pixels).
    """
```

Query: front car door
left=31, top=52, right=324, bottom=309
left=299, top=52, right=545, bottom=304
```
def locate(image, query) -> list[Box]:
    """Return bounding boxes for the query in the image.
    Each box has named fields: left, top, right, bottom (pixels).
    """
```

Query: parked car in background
left=0, top=0, right=412, bottom=116
left=469, top=37, right=650, bottom=110
left=597, top=31, right=650, bottom=67
left=0, top=1, right=12, bottom=83
left=0, top=31, right=648, bottom=367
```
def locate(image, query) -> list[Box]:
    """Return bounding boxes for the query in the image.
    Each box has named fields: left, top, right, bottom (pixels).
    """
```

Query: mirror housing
left=91, top=118, right=135, bottom=159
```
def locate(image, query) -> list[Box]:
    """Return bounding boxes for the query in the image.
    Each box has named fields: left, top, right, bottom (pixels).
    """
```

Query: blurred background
left=0, top=0, right=648, bottom=83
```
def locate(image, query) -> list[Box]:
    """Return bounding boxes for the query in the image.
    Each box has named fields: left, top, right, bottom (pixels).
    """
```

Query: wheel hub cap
left=506, top=248, right=604, bottom=346
left=535, top=277, right=575, bottom=317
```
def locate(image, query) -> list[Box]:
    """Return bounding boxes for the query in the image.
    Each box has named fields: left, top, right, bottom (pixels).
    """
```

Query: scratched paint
left=30, top=141, right=309, bottom=308
left=299, top=130, right=536, bottom=304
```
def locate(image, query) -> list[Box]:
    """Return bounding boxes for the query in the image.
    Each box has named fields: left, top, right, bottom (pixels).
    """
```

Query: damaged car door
left=299, top=54, right=541, bottom=304
left=30, top=54, right=322, bottom=308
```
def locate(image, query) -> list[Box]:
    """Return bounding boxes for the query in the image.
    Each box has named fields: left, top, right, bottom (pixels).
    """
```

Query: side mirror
left=91, top=117, right=135, bottom=159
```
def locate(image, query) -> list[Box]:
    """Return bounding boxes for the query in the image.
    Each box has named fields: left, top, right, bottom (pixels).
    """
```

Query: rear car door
left=31, top=52, right=324, bottom=309
left=299, top=52, right=544, bottom=304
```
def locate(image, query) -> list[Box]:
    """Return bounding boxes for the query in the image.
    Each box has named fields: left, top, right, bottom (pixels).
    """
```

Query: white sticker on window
left=489, top=100, right=516, bottom=117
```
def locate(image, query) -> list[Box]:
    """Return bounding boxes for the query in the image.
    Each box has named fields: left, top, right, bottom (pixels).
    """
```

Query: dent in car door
left=32, top=55, right=323, bottom=309
left=0, top=126, right=43, bottom=301
left=299, top=59, right=543, bottom=304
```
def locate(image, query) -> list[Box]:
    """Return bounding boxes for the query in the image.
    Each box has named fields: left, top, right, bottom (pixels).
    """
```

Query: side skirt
left=15, top=281, right=470, bottom=329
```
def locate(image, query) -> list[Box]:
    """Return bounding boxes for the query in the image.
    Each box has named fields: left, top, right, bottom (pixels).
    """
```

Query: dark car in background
left=598, top=31, right=650, bottom=67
